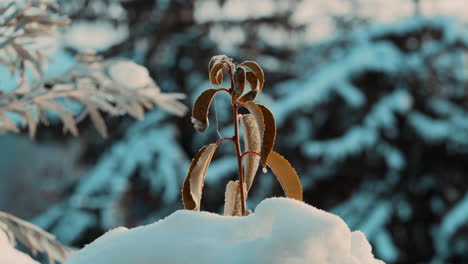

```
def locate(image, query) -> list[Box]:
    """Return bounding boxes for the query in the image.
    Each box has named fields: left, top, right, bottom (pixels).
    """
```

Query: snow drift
left=66, top=198, right=384, bottom=264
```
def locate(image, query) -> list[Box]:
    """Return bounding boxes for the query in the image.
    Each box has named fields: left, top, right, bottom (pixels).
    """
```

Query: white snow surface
left=0, top=231, right=39, bottom=264
left=66, top=198, right=384, bottom=264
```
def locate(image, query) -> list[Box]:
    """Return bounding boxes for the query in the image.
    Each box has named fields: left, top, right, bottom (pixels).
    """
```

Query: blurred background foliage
left=1, top=0, right=468, bottom=263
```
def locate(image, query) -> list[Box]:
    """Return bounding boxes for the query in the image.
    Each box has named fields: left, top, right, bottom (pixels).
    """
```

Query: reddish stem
left=215, top=88, right=231, bottom=94
left=215, top=137, right=235, bottom=148
left=240, top=151, right=260, bottom=159
left=230, top=66, right=247, bottom=216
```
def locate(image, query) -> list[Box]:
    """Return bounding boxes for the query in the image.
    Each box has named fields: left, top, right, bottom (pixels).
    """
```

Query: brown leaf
left=237, top=90, right=258, bottom=103
left=257, top=104, right=276, bottom=168
left=240, top=114, right=260, bottom=192
left=191, top=88, right=220, bottom=132
left=232, top=66, right=246, bottom=104
left=223, top=180, right=247, bottom=216
left=182, top=144, right=218, bottom=210
left=235, top=70, right=260, bottom=103
left=266, top=151, right=303, bottom=201
left=246, top=71, right=259, bottom=90
left=209, top=62, right=224, bottom=86
left=216, top=70, right=223, bottom=85
left=239, top=61, right=264, bottom=91
left=242, top=102, right=276, bottom=168
left=242, top=101, right=265, bottom=137
left=208, top=55, right=228, bottom=72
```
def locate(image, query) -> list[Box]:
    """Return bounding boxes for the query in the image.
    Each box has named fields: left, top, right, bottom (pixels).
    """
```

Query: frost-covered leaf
left=191, top=88, right=221, bottom=132
left=257, top=104, right=276, bottom=167
left=237, top=90, right=258, bottom=103
left=243, top=101, right=265, bottom=136
left=209, top=62, right=224, bottom=86
left=232, top=66, right=246, bottom=104
left=239, top=61, right=264, bottom=91
left=182, top=144, right=219, bottom=210
left=223, top=180, right=246, bottom=216
left=240, top=114, right=261, bottom=192
left=236, top=71, right=259, bottom=103
left=208, top=55, right=229, bottom=73
left=245, top=71, right=259, bottom=90
left=242, top=102, right=276, bottom=168
left=266, top=151, right=303, bottom=201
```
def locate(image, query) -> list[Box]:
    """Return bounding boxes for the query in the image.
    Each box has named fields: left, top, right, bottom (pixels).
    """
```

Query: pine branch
left=0, top=211, right=73, bottom=264
left=0, top=0, right=70, bottom=77
left=0, top=55, right=188, bottom=138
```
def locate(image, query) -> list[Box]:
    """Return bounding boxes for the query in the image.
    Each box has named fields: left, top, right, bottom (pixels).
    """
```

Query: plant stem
left=214, top=137, right=235, bottom=148
left=215, top=88, right=231, bottom=94
left=229, top=65, right=247, bottom=216
left=240, top=151, right=260, bottom=159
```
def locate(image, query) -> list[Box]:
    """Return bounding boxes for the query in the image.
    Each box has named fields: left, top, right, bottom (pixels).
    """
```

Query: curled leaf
left=232, top=66, right=246, bottom=104
left=208, top=55, right=229, bottom=72
left=266, top=151, right=303, bottom=201
left=237, top=90, right=258, bottom=103
left=216, top=70, right=223, bottom=85
left=246, top=71, right=259, bottom=90
left=240, top=114, right=261, bottom=192
left=239, top=61, right=264, bottom=91
left=223, top=180, right=247, bottom=216
left=258, top=104, right=276, bottom=168
left=242, top=101, right=265, bottom=137
left=237, top=72, right=259, bottom=103
left=209, top=62, right=224, bottom=86
left=182, top=144, right=219, bottom=210
left=191, top=88, right=220, bottom=132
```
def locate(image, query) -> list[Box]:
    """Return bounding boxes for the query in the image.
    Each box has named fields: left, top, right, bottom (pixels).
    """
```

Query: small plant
left=182, top=55, right=302, bottom=216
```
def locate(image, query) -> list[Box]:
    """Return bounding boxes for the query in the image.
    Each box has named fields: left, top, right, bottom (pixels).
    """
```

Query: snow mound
left=66, top=198, right=384, bottom=264
left=64, top=21, right=129, bottom=52
left=108, top=61, right=152, bottom=89
left=0, top=230, right=39, bottom=264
